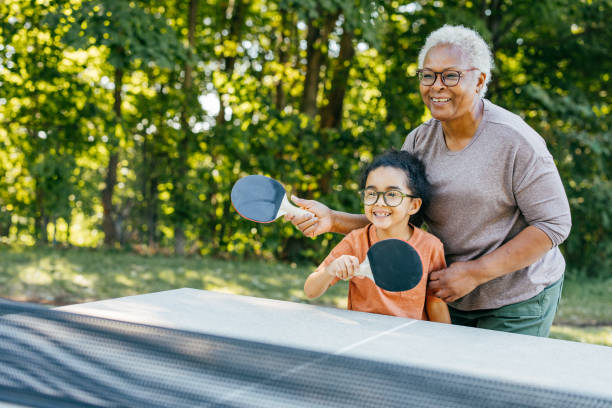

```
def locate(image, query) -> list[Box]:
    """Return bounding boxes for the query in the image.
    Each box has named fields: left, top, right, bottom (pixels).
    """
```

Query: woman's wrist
left=469, top=256, right=503, bottom=286
left=328, top=211, right=368, bottom=235
left=328, top=210, right=340, bottom=234
left=457, top=259, right=488, bottom=287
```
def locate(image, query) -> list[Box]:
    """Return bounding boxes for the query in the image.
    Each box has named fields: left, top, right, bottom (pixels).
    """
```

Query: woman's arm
left=286, top=196, right=369, bottom=237
left=428, top=226, right=553, bottom=303
left=430, top=151, right=570, bottom=303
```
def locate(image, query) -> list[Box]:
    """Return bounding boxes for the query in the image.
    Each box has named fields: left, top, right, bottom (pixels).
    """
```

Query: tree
left=47, top=0, right=186, bottom=246
left=1, top=0, right=609, bottom=277
left=1, top=0, right=103, bottom=244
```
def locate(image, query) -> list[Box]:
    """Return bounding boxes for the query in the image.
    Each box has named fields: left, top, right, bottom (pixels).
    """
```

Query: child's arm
left=304, top=255, right=359, bottom=299
left=425, top=296, right=451, bottom=324
left=423, top=237, right=451, bottom=323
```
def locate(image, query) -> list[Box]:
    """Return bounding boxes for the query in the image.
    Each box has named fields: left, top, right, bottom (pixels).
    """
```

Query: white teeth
left=432, top=97, right=450, bottom=102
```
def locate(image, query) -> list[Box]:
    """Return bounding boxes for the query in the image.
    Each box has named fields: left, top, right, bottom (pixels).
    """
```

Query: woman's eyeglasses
left=360, top=189, right=418, bottom=207
left=416, top=68, right=479, bottom=87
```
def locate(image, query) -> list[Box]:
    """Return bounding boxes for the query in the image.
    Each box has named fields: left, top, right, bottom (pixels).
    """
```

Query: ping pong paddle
left=354, top=239, right=423, bottom=292
left=231, top=175, right=313, bottom=223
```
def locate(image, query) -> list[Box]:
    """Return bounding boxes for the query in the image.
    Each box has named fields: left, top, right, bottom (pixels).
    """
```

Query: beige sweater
left=402, top=99, right=571, bottom=311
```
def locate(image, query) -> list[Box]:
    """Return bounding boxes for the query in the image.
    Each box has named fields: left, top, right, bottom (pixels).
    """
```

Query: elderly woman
left=288, top=25, right=571, bottom=337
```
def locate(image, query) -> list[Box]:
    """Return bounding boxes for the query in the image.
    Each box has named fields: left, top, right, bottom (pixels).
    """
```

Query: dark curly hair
left=360, top=149, right=431, bottom=227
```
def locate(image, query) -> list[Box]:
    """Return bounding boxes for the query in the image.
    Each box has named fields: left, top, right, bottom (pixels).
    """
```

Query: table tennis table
left=2, top=288, right=612, bottom=407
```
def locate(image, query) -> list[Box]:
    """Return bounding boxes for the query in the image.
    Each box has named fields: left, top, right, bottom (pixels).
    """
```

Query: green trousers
left=448, top=277, right=564, bottom=337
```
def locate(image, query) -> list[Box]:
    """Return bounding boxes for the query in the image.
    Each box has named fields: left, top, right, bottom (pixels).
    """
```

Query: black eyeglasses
left=360, top=189, right=418, bottom=207
left=416, top=68, right=479, bottom=87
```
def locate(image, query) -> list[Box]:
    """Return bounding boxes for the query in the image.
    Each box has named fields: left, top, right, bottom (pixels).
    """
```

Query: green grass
left=0, top=245, right=348, bottom=309
left=549, top=326, right=612, bottom=347
left=555, top=277, right=612, bottom=325
left=1, top=245, right=610, bottom=347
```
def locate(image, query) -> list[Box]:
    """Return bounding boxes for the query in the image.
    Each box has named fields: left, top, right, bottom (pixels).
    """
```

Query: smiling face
left=363, top=166, right=421, bottom=239
left=420, top=44, right=484, bottom=123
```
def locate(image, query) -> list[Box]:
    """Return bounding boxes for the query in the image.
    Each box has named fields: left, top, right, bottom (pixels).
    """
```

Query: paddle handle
left=279, top=195, right=314, bottom=219
left=354, top=258, right=374, bottom=281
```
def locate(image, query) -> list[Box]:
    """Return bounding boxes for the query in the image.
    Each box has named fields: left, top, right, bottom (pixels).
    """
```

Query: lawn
left=1, top=245, right=610, bottom=346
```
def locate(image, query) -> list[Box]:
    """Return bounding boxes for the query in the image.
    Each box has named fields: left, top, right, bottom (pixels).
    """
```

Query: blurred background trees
left=1, top=0, right=610, bottom=277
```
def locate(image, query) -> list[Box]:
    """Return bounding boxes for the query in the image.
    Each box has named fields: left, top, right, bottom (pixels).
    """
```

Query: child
left=304, top=150, right=450, bottom=323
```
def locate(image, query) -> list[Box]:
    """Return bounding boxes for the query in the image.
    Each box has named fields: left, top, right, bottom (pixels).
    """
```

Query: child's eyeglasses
left=360, top=189, right=418, bottom=207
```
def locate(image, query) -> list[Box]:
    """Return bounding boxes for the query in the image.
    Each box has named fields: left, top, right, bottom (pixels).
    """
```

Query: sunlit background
left=0, top=1, right=610, bottom=345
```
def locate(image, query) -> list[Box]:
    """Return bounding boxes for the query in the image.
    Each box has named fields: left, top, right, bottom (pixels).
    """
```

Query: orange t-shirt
left=316, top=224, right=446, bottom=320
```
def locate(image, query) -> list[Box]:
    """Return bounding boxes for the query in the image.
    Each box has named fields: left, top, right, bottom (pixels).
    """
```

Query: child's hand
left=326, top=255, right=360, bottom=280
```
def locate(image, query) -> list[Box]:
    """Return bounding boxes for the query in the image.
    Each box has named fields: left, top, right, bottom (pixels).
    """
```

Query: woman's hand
left=428, top=261, right=481, bottom=303
left=428, top=227, right=554, bottom=303
left=285, top=195, right=333, bottom=238
left=326, top=255, right=360, bottom=280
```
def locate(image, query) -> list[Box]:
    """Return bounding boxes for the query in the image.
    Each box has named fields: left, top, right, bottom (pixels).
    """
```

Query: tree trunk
left=102, top=66, right=123, bottom=246
left=216, top=0, right=246, bottom=125
left=148, top=175, right=159, bottom=246
left=274, top=12, right=290, bottom=110
left=174, top=0, right=199, bottom=256
left=102, top=151, right=119, bottom=245
left=320, top=28, right=355, bottom=129
left=41, top=216, right=49, bottom=244
left=66, top=215, right=72, bottom=247
left=52, top=217, right=58, bottom=246
left=0, top=210, right=12, bottom=237
left=34, top=180, right=48, bottom=244
left=184, top=0, right=198, bottom=91
left=139, top=117, right=160, bottom=247
left=302, top=21, right=322, bottom=118
left=301, top=14, right=337, bottom=118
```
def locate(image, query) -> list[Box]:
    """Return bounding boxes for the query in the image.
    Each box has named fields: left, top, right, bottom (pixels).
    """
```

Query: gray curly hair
left=417, top=25, right=494, bottom=97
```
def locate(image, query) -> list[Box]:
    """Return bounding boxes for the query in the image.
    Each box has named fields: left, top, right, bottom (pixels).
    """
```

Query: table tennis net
left=1, top=298, right=610, bottom=408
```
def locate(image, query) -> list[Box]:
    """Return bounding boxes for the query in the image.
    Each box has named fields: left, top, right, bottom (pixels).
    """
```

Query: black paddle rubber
left=367, top=239, right=423, bottom=292
left=231, top=175, right=286, bottom=223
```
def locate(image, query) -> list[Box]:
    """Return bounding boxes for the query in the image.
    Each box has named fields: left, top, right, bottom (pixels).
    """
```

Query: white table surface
left=59, top=288, right=612, bottom=400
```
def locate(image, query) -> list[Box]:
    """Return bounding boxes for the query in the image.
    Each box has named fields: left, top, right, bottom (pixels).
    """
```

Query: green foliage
left=1, top=0, right=107, bottom=241
left=1, top=0, right=610, bottom=278
left=45, top=0, right=187, bottom=70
